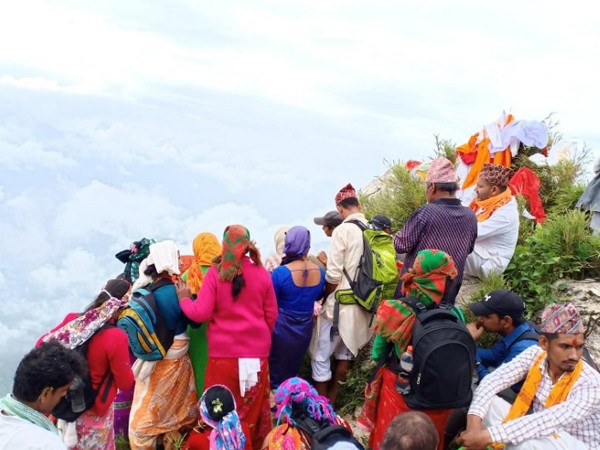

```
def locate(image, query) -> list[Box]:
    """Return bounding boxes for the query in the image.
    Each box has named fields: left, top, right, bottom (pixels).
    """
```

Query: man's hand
left=175, top=278, right=192, bottom=301
left=456, top=428, right=492, bottom=450
left=313, top=301, right=323, bottom=317
left=467, top=321, right=484, bottom=341
left=317, top=251, right=328, bottom=266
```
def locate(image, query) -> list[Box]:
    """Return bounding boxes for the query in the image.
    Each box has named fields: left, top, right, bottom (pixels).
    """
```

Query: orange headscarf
left=186, top=232, right=222, bottom=295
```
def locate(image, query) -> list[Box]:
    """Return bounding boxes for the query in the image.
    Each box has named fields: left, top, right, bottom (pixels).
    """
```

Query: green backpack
left=331, top=220, right=398, bottom=340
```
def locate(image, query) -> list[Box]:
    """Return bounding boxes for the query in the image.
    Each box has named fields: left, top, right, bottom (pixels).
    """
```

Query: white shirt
left=469, top=346, right=600, bottom=447
left=323, top=212, right=373, bottom=356
left=472, top=197, right=519, bottom=274
left=0, top=412, right=66, bottom=450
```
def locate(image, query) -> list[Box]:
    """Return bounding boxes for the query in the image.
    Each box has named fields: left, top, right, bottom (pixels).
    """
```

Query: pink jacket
left=180, top=257, right=278, bottom=358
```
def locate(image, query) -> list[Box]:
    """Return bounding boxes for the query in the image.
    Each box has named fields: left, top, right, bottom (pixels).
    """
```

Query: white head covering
left=131, top=240, right=180, bottom=291
left=327, top=443, right=363, bottom=450
left=274, top=226, right=291, bottom=254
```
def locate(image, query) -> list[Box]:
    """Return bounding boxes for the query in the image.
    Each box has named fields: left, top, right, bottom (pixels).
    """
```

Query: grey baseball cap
left=314, top=211, right=343, bottom=228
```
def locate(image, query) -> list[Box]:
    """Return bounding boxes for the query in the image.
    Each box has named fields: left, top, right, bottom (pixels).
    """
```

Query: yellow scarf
left=469, top=188, right=513, bottom=222
left=490, top=351, right=583, bottom=449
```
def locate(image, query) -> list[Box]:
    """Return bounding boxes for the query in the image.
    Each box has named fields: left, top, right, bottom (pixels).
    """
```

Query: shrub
left=361, top=163, right=426, bottom=230
left=115, top=435, right=130, bottom=450
left=336, top=342, right=375, bottom=416
left=505, top=210, right=600, bottom=317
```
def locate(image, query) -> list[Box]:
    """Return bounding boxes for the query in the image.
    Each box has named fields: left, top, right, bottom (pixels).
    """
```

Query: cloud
left=28, top=248, right=113, bottom=297
left=0, top=123, right=77, bottom=170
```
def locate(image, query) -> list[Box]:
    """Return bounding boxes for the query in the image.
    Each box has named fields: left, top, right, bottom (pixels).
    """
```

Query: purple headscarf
left=282, top=226, right=311, bottom=265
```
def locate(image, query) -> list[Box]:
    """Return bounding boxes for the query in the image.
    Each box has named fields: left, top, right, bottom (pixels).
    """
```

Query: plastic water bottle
left=395, top=345, right=413, bottom=395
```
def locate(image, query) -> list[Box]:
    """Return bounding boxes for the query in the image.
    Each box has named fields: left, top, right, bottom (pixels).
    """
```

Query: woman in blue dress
left=269, top=226, right=325, bottom=389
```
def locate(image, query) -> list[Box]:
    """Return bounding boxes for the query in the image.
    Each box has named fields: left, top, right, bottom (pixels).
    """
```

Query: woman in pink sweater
left=178, top=224, right=278, bottom=450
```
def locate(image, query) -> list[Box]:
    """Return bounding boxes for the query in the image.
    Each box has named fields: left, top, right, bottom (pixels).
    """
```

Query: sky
left=1, top=0, right=599, bottom=391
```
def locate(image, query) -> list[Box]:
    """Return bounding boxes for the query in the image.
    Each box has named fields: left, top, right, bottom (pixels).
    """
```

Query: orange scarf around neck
left=490, top=351, right=583, bottom=449
left=469, top=188, right=513, bottom=222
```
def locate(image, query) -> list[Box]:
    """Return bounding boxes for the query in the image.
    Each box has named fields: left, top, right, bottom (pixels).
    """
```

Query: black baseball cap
left=370, top=214, right=392, bottom=231
left=469, top=289, right=526, bottom=318
left=314, top=211, right=343, bottom=228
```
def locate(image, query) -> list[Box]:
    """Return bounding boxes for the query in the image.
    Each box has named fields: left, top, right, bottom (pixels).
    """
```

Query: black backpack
left=402, top=297, right=476, bottom=410
left=294, top=414, right=364, bottom=450
left=52, top=329, right=114, bottom=422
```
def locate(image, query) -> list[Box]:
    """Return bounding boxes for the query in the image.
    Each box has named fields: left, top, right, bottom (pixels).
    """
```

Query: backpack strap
left=96, top=370, right=115, bottom=403
left=583, top=347, right=600, bottom=373
left=511, top=331, right=540, bottom=346
left=402, top=296, right=431, bottom=314
left=294, top=416, right=323, bottom=438
left=331, top=300, right=340, bottom=342
left=332, top=219, right=368, bottom=342
left=147, top=277, right=173, bottom=292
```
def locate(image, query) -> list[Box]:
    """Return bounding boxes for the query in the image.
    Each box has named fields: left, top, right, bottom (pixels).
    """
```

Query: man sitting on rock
left=464, top=163, right=519, bottom=279
left=457, top=303, right=600, bottom=450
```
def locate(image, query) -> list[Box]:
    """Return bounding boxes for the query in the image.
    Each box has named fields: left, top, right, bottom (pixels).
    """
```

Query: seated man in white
left=457, top=303, right=600, bottom=450
left=464, top=163, right=519, bottom=278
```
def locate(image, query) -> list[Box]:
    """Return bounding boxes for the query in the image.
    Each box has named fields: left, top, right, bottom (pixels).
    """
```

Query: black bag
left=52, top=336, right=113, bottom=422
left=402, top=297, right=476, bottom=410
left=294, top=413, right=364, bottom=450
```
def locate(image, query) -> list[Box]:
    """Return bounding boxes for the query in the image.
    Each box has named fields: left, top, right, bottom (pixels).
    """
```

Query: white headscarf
left=132, top=240, right=180, bottom=291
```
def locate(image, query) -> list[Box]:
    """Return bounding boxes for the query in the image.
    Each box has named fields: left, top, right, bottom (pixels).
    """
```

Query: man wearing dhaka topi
left=457, top=303, right=600, bottom=450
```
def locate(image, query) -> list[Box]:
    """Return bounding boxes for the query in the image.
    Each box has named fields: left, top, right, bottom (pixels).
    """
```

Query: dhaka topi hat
left=540, top=303, right=585, bottom=335
left=335, top=183, right=357, bottom=205
left=479, top=163, right=513, bottom=188
left=425, top=157, right=457, bottom=184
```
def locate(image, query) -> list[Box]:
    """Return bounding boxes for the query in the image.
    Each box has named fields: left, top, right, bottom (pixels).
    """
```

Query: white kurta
left=465, top=197, right=520, bottom=278
left=320, top=212, right=373, bottom=357
left=0, top=413, right=66, bottom=450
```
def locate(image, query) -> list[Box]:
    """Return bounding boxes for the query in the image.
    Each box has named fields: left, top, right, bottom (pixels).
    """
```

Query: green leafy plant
left=336, top=342, right=375, bottom=416
left=361, top=162, right=426, bottom=231
left=506, top=210, right=600, bottom=317
left=115, top=435, right=130, bottom=450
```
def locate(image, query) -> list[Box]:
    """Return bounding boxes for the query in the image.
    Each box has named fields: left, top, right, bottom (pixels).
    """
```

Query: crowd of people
left=1, top=158, right=600, bottom=450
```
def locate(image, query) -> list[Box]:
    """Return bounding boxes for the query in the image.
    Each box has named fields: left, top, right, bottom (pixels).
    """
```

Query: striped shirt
left=393, top=198, right=477, bottom=303
left=469, top=345, right=600, bottom=448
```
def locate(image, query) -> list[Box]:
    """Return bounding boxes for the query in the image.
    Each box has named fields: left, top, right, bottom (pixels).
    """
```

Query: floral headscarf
left=217, top=225, right=261, bottom=281
left=274, top=377, right=336, bottom=427
left=41, top=285, right=129, bottom=349
left=128, top=238, right=155, bottom=282
left=199, top=385, right=246, bottom=450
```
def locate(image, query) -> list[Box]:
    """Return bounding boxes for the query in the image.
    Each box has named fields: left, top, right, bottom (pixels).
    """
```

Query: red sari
left=204, top=358, right=271, bottom=450
left=368, top=367, right=450, bottom=450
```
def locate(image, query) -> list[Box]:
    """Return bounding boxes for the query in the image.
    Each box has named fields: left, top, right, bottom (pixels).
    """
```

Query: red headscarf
left=217, top=225, right=262, bottom=281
